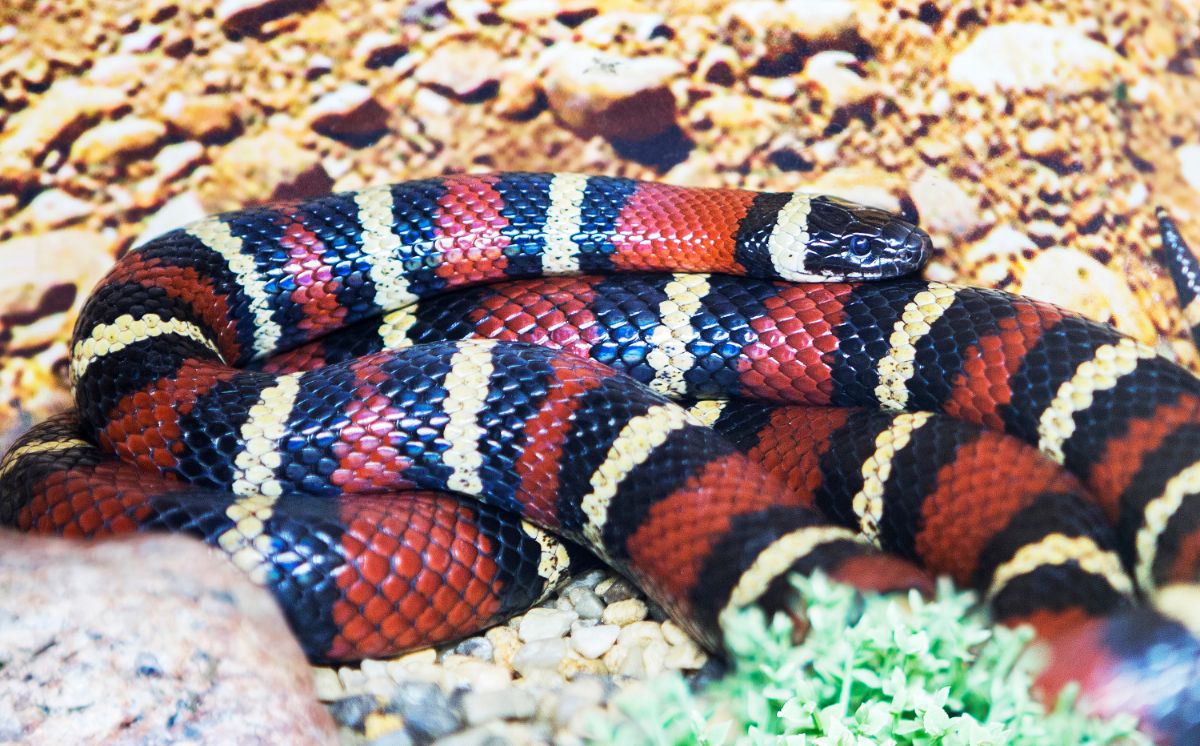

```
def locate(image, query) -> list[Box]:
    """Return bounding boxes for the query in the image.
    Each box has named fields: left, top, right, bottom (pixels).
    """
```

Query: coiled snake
left=1, top=173, right=1197, bottom=743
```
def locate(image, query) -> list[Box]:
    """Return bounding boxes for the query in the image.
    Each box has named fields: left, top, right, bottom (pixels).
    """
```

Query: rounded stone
left=570, top=624, right=619, bottom=660
left=386, top=681, right=461, bottom=742
left=566, top=587, right=605, bottom=620
left=542, top=45, right=683, bottom=141
left=600, top=598, right=647, bottom=626
left=459, top=688, right=537, bottom=726
left=519, top=608, right=578, bottom=642
left=511, top=638, right=569, bottom=677
left=947, top=23, right=1125, bottom=95
left=451, top=636, right=495, bottom=661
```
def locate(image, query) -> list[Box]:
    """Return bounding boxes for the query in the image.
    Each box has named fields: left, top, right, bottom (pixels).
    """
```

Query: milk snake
left=1, top=173, right=1198, bottom=743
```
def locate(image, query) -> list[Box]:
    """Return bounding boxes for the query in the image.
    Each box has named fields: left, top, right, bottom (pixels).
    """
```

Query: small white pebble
left=659, top=620, right=689, bottom=646
left=365, top=675, right=395, bottom=697
left=460, top=688, right=537, bottom=726
left=566, top=569, right=607, bottom=591
left=617, top=621, right=664, bottom=646
left=601, top=598, right=647, bottom=626
left=511, top=638, right=569, bottom=677
left=642, top=640, right=668, bottom=677
left=360, top=658, right=389, bottom=678
left=566, top=587, right=605, bottom=619
left=384, top=649, right=438, bottom=682
left=337, top=667, right=367, bottom=693
left=519, top=608, right=578, bottom=642
left=311, top=667, right=345, bottom=701
left=664, top=640, right=708, bottom=670
left=570, top=624, right=620, bottom=660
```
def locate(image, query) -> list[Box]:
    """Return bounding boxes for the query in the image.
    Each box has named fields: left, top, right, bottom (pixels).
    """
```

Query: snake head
left=801, top=195, right=932, bottom=280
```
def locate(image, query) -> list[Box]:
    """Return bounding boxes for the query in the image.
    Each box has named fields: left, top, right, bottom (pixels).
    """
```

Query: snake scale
left=1, top=173, right=1197, bottom=743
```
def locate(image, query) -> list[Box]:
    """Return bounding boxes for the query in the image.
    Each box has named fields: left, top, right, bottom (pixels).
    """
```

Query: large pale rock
left=0, top=532, right=337, bottom=745
left=305, top=83, right=390, bottom=139
left=1018, top=247, right=1155, bottom=342
left=0, top=82, right=125, bottom=175
left=908, top=168, right=982, bottom=237
left=576, top=12, right=670, bottom=45
left=720, top=0, right=858, bottom=70
left=152, top=141, right=207, bottom=182
left=721, top=0, right=856, bottom=38
left=161, top=93, right=243, bottom=141
left=415, top=39, right=503, bottom=99
left=948, top=23, right=1125, bottom=95
left=210, top=130, right=329, bottom=204
left=0, top=230, right=114, bottom=354
left=70, top=117, right=167, bottom=165
left=962, top=224, right=1037, bottom=285
left=85, top=54, right=154, bottom=87
left=542, top=45, right=683, bottom=141
left=803, top=51, right=877, bottom=110
left=1178, top=144, right=1200, bottom=193
left=22, top=189, right=94, bottom=230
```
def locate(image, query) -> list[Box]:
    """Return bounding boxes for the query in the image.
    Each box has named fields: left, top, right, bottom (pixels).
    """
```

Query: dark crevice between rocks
left=611, top=126, right=695, bottom=173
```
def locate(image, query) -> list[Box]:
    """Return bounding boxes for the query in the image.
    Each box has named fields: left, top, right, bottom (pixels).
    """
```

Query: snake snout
left=878, top=220, right=932, bottom=274
left=900, top=226, right=932, bottom=267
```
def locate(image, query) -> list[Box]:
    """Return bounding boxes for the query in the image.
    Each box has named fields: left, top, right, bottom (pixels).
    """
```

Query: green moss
left=586, top=575, right=1149, bottom=745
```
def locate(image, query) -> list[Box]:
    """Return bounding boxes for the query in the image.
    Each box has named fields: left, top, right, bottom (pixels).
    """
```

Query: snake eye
left=849, top=235, right=872, bottom=256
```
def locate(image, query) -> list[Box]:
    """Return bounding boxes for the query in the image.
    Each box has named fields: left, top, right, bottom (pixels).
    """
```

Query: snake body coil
left=1, top=173, right=1197, bottom=743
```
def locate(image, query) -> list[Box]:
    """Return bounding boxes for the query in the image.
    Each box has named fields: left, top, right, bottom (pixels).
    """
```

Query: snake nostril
left=903, top=229, right=930, bottom=262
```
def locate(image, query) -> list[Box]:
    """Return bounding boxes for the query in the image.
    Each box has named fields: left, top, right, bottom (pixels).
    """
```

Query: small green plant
left=586, top=575, right=1149, bottom=745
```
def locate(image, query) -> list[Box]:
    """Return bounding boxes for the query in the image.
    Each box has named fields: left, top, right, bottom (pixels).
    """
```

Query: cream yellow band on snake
left=187, top=217, right=282, bottom=358
left=1156, top=583, right=1200, bottom=636
left=686, top=400, right=727, bottom=427
left=222, top=371, right=307, bottom=582
left=218, top=493, right=289, bottom=586
left=719, top=525, right=864, bottom=623
left=542, top=173, right=590, bottom=275
left=646, top=273, right=711, bottom=397
left=0, top=434, right=91, bottom=482
left=1135, top=459, right=1200, bottom=593
left=765, top=193, right=814, bottom=282
left=874, top=284, right=959, bottom=410
left=985, top=532, right=1133, bottom=602
left=355, top=185, right=419, bottom=311
left=378, top=306, right=420, bottom=350
left=580, top=404, right=697, bottom=552
left=231, top=372, right=303, bottom=498
left=521, top=520, right=572, bottom=602
left=1035, top=338, right=1158, bottom=465
left=850, top=411, right=934, bottom=544
left=71, top=314, right=220, bottom=383
left=441, top=341, right=497, bottom=496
